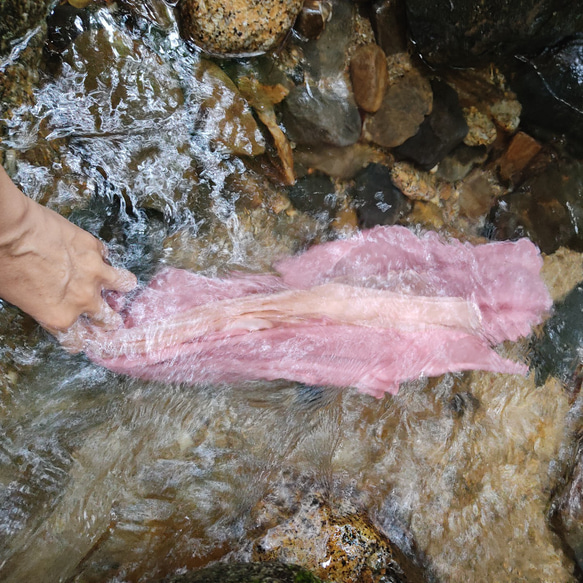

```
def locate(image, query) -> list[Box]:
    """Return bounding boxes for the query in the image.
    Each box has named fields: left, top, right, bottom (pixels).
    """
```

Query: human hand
left=0, top=166, right=137, bottom=336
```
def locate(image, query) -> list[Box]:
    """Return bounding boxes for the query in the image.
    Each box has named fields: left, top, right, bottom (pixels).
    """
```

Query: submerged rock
left=287, top=173, right=337, bottom=219
left=350, top=163, right=410, bottom=228
left=176, top=0, right=303, bottom=56
left=393, top=79, right=467, bottom=171
left=294, top=0, right=332, bottom=40
left=350, top=44, right=388, bottom=114
left=363, top=69, right=432, bottom=148
left=195, top=60, right=265, bottom=157
left=250, top=496, right=427, bottom=583
left=405, top=0, right=583, bottom=67
left=370, top=0, right=408, bottom=56
left=509, top=37, right=583, bottom=151
left=0, top=0, right=54, bottom=54
left=282, top=82, right=362, bottom=147
left=162, top=562, right=324, bottom=583
left=488, top=158, right=583, bottom=255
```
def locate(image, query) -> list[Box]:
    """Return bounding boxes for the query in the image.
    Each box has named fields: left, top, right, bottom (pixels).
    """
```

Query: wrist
left=0, top=168, right=35, bottom=251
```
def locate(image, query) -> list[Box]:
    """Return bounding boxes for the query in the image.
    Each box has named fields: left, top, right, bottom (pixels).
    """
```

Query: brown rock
left=294, top=0, right=332, bottom=40
left=176, top=0, right=303, bottom=56
left=363, top=69, right=432, bottom=148
left=195, top=60, right=265, bottom=157
left=496, top=131, right=542, bottom=184
left=350, top=44, right=388, bottom=113
left=251, top=496, right=426, bottom=583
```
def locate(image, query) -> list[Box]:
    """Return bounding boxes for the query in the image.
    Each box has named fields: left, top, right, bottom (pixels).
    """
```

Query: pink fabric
left=83, top=226, right=552, bottom=397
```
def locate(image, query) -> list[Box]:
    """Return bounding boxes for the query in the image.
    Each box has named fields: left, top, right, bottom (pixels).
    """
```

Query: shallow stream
left=1, top=3, right=583, bottom=582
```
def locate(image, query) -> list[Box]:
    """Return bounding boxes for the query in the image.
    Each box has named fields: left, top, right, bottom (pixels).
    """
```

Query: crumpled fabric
left=79, top=226, right=552, bottom=397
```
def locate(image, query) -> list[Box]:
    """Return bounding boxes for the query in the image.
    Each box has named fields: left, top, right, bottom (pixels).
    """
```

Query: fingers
left=87, top=300, right=124, bottom=330
left=46, top=320, right=90, bottom=354
left=101, top=263, right=138, bottom=294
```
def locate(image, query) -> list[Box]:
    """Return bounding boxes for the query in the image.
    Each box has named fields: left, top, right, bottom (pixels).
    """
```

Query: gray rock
left=393, top=79, right=467, bottom=171
left=371, top=0, right=408, bottom=56
left=0, top=0, right=55, bottom=54
left=282, top=82, right=362, bottom=147
left=363, top=69, right=432, bottom=148
left=350, top=163, right=410, bottom=228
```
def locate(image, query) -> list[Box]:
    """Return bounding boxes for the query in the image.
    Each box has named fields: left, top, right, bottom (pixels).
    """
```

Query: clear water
left=0, top=6, right=580, bottom=583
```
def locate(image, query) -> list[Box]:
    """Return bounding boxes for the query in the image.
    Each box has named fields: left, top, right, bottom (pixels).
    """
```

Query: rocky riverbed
left=2, top=1, right=583, bottom=582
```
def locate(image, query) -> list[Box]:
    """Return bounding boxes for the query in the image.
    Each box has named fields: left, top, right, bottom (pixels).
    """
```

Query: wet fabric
left=82, top=226, right=552, bottom=397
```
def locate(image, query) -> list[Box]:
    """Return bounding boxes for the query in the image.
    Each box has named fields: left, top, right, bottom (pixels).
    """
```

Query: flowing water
left=0, top=5, right=582, bottom=583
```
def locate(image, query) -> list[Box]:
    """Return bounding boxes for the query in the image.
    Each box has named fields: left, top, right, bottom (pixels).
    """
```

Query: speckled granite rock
left=176, top=0, right=304, bottom=56
left=250, top=496, right=427, bottom=583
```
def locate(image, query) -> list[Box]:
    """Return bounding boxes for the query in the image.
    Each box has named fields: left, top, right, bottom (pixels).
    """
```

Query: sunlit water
left=0, top=6, right=582, bottom=583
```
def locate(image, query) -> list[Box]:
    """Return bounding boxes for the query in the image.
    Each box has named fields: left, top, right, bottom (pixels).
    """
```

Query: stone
left=294, top=143, right=386, bottom=180
left=509, top=37, right=583, bottom=152
left=195, top=60, right=265, bottom=157
left=457, top=170, right=498, bottom=220
left=287, top=173, right=337, bottom=219
left=371, top=0, right=408, bottom=55
left=176, top=0, right=303, bottom=56
left=363, top=69, right=432, bottom=148
left=251, top=496, right=427, bottom=583
left=238, top=77, right=295, bottom=184
left=496, top=131, right=542, bottom=185
left=393, top=79, right=468, bottom=170
left=462, top=107, right=497, bottom=147
left=436, top=144, right=488, bottom=182
left=350, top=44, right=388, bottom=113
left=282, top=82, right=362, bottom=147
left=0, top=0, right=55, bottom=54
left=488, top=157, right=583, bottom=255
left=45, top=4, right=90, bottom=55
left=302, top=0, right=354, bottom=78
left=350, top=163, right=410, bottom=228
left=294, top=0, right=332, bottom=40
left=161, top=562, right=324, bottom=583
left=404, top=0, right=583, bottom=67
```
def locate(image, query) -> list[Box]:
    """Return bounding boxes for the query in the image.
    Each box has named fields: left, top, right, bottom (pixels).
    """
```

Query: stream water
left=0, top=3, right=582, bottom=583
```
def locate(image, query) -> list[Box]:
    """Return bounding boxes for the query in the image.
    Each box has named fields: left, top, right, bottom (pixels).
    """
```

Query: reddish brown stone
left=497, top=131, right=542, bottom=184
left=350, top=44, right=388, bottom=113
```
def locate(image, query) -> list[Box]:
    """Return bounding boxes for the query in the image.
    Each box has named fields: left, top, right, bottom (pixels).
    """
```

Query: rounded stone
left=350, top=44, right=388, bottom=113
left=176, top=0, right=304, bottom=57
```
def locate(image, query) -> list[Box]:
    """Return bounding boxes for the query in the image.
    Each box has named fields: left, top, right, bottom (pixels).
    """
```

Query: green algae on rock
left=176, top=0, right=304, bottom=57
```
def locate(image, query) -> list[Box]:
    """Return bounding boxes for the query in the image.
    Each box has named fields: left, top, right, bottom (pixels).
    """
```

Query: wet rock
left=405, top=0, right=583, bottom=67
left=350, top=163, right=410, bottom=228
left=116, top=0, right=175, bottom=29
left=371, top=0, right=408, bottom=56
left=251, top=496, right=427, bottom=583
left=462, top=107, right=497, bottom=147
left=350, top=44, right=388, bottom=113
left=302, top=0, right=355, bottom=78
left=45, top=3, right=90, bottom=55
left=0, top=0, right=55, bottom=54
left=287, top=174, right=337, bottom=219
left=161, top=562, right=324, bottom=583
left=363, top=69, right=432, bottom=148
left=489, top=99, right=521, bottom=134
left=495, top=131, right=542, bottom=185
left=176, top=0, right=303, bottom=56
left=488, top=158, right=583, bottom=255
left=457, top=170, right=499, bottom=220
left=393, top=80, right=467, bottom=171
left=533, top=283, right=583, bottom=387
left=294, top=144, right=386, bottom=180
left=509, top=37, right=583, bottom=151
left=436, top=144, right=488, bottom=182
left=294, top=0, right=332, bottom=40
left=282, top=82, right=362, bottom=147
left=238, top=77, right=295, bottom=183
left=195, top=60, right=265, bottom=157
left=555, top=447, right=583, bottom=573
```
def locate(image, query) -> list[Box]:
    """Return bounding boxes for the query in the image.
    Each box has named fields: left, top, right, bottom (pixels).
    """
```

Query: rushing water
left=0, top=4, right=582, bottom=583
